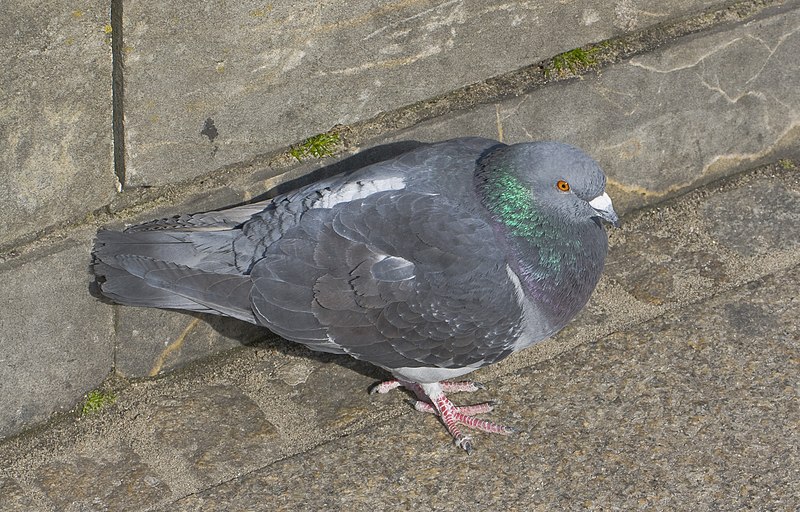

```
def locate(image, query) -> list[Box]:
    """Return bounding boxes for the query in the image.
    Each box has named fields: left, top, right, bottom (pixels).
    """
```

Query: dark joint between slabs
left=111, top=0, right=125, bottom=190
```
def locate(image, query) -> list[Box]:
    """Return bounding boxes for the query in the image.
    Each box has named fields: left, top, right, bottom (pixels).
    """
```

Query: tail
left=93, top=229, right=257, bottom=323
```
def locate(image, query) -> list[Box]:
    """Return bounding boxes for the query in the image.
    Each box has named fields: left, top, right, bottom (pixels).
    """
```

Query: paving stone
left=167, top=265, right=800, bottom=511
left=2, top=161, right=798, bottom=510
left=0, top=1, right=115, bottom=246
left=121, top=0, right=729, bottom=187
left=130, top=384, right=279, bottom=486
left=4, top=4, right=800, bottom=509
left=0, top=233, right=114, bottom=440
left=273, top=356, right=386, bottom=432
left=114, top=309, right=265, bottom=378
left=392, top=4, right=800, bottom=212
left=0, top=476, right=36, bottom=510
left=604, top=209, right=735, bottom=306
left=33, top=440, right=170, bottom=512
left=702, top=180, right=800, bottom=258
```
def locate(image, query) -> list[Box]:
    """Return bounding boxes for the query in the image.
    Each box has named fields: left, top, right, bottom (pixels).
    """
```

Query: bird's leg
left=370, top=379, right=516, bottom=452
left=417, top=382, right=515, bottom=454
left=412, top=400, right=495, bottom=416
left=371, top=379, right=494, bottom=414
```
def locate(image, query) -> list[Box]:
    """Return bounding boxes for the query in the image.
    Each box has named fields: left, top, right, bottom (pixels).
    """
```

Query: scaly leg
left=370, top=379, right=516, bottom=453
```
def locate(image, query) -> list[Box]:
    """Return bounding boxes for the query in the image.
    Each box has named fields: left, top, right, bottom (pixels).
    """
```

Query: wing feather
left=250, top=189, right=524, bottom=370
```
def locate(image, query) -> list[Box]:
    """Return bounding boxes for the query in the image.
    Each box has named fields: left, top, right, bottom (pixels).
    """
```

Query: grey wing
left=249, top=190, right=525, bottom=370
left=94, top=137, right=503, bottom=329
left=236, top=137, right=503, bottom=261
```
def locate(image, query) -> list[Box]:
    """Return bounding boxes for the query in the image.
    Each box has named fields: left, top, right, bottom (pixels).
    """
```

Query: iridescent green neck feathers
left=479, top=170, right=548, bottom=239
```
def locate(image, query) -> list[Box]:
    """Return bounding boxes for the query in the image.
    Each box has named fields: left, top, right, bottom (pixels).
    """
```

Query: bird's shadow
left=201, top=313, right=389, bottom=383
left=89, top=140, right=429, bottom=383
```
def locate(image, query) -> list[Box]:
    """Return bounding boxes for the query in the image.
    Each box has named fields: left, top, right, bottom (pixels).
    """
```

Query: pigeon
left=93, top=137, right=619, bottom=453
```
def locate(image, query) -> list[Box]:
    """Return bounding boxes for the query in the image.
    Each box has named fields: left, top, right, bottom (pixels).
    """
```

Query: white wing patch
left=308, top=177, right=406, bottom=209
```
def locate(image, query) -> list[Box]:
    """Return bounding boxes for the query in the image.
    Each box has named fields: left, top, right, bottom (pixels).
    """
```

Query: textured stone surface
left=604, top=209, right=735, bottom=306
left=121, top=0, right=730, bottom=187
left=114, top=309, right=265, bottom=378
left=3, top=4, right=800, bottom=509
left=34, top=441, right=170, bottom=511
left=3, top=3, right=798, bottom=442
left=703, top=180, right=800, bottom=257
left=392, top=4, right=800, bottom=211
left=130, top=384, right=279, bottom=485
left=0, top=233, right=114, bottom=439
left=0, top=2, right=115, bottom=246
left=0, top=476, right=35, bottom=510
left=168, top=266, right=800, bottom=511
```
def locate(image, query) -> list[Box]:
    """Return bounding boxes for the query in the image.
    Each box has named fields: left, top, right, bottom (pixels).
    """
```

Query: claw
left=424, top=382, right=515, bottom=451
left=455, top=435, right=474, bottom=455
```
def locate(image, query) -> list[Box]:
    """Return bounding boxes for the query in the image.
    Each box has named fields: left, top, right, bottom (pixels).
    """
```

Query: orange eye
left=556, top=180, right=570, bottom=192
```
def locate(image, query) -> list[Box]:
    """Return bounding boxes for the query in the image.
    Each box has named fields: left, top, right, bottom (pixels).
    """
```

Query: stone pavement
left=1, top=160, right=798, bottom=510
left=2, top=0, right=800, bottom=510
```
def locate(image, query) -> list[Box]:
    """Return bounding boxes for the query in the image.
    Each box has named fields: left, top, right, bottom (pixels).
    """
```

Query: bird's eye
left=556, top=180, right=570, bottom=192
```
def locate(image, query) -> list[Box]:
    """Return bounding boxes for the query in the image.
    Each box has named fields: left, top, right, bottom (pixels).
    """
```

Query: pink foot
left=370, top=379, right=516, bottom=453
left=412, top=399, right=496, bottom=417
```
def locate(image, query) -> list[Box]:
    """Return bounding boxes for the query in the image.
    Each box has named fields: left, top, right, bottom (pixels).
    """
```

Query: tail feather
left=93, top=229, right=258, bottom=323
left=94, top=229, right=247, bottom=274
left=96, top=254, right=256, bottom=323
left=95, top=262, right=216, bottom=312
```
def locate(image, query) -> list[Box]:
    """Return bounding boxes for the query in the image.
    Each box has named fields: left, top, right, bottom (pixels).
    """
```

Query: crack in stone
left=495, top=97, right=531, bottom=139
left=362, top=0, right=463, bottom=40
left=744, top=24, right=800, bottom=86
left=700, top=119, right=800, bottom=175
left=326, top=45, right=442, bottom=76
left=769, top=91, right=794, bottom=112
left=591, top=84, right=637, bottom=115
left=495, top=104, right=504, bottom=142
left=695, top=71, right=764, bottom=104
left=628, top=37, right=743, bottom=74
left=631, top=23, right=800, bottom=115
left=602, top=117, right=799, bottom=198
left=149, top=318, right=201, bottom=377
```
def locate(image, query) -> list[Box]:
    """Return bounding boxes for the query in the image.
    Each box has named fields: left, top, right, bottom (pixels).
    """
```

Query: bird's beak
left=589, top=192, right=620, bottom=228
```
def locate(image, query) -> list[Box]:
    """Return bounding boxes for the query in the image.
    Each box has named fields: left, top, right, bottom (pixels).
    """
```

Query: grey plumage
left=93, top=136, right=618, bottom=450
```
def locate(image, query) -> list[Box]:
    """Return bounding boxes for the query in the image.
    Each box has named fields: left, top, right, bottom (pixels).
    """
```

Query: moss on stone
left=81, top=389, right=117, bottom=415
left=290, top=132, right=341, bottom=161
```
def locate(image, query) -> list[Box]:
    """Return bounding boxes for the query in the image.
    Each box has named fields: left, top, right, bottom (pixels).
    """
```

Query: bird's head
left=476, top=141, right=619, bottom=233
